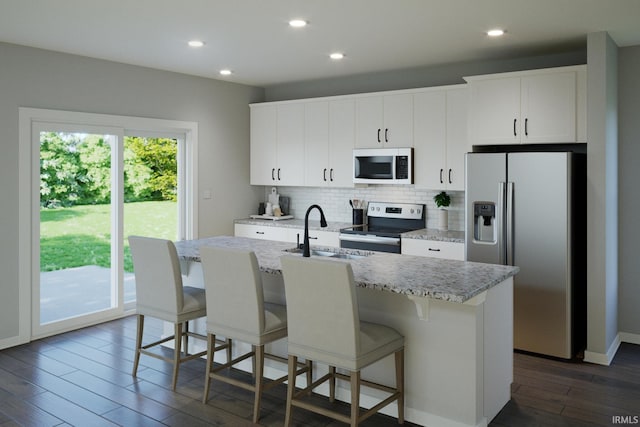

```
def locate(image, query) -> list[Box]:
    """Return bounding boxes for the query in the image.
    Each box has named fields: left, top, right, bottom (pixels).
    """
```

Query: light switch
left=203, top=189, right=212, bottom=199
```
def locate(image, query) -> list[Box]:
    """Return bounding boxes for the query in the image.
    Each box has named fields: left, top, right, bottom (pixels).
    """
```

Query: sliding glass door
left=31, top=125, right=188, bottom=338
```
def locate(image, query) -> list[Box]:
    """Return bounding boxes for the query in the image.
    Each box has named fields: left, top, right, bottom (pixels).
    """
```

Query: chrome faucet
left=303, top=204, right=327, bottom=257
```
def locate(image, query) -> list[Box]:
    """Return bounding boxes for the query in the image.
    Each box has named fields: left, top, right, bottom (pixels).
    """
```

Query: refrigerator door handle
left=506, top=181, right=515, bottom=266
left=498, top=181, right=506, bottom=265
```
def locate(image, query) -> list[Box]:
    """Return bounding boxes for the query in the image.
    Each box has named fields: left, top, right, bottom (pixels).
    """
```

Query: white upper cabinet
left=276, top=103, right=306, bottom=185
left=250, top=104, right=278, bottom=185
left=304, top=101, right=330, bottom=187
left=328, top=99, right=356, bottom=187
left=250, top=103, right=305, bottom=186
left=304, top=99, right=355, bottom=187
left=413, top=86, right=468, bottom=191
left=465, top=65, right=586, bottom=145
left=355, top=93, right=413, bottom=148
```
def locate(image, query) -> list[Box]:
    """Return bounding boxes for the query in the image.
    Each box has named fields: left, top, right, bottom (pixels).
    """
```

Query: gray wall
left=586, top=32, right=619, bottom=359
left=264, top=49, right=586, bottom=101
left=0, top=42, right=263, bottom=342
left=618, top=45, right=640, bottom=335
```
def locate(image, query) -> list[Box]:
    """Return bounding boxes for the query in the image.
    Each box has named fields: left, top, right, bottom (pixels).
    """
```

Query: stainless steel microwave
left=353, top=148, right=413, bottom=184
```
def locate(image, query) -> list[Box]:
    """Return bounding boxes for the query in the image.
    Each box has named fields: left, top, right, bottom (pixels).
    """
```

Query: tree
left=40, top=133, right=177, bottom=207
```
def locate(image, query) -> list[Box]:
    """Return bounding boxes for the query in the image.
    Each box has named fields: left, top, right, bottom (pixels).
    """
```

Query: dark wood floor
left=0, top=316, right=638, bottom=426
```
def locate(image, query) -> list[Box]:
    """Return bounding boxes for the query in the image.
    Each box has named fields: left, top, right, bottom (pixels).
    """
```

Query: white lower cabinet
left=289, top=229, right=339, bottom=247
left=234, top=224, right=339, bottom=247
left=234, top=224, right=295, bottom=243
left=401, top=239, right=464, bottom=260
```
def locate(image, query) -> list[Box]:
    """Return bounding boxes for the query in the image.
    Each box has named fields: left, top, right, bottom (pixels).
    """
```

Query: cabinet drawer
left=401, top=239, right=464, bottom=260
left=289, top=229, right=339, bottom=247
left=234, top=224, right=294, bottom=243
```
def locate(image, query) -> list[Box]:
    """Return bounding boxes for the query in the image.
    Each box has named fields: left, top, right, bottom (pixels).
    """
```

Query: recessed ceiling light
left=188, top=40, right=205, bottom=47
left=289, top=19, right=307, bottom=28
left=487, top=29, right=505, bottom=37
left=329, top=52, right=345, bottom=60
left=219, top=69, right=233, bottom=76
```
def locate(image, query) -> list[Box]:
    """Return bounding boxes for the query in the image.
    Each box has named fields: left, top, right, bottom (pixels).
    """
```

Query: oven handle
left=339, top=234, right=400, bottom=246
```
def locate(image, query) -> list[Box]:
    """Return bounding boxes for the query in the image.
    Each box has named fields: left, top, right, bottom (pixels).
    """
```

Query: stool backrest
left=280, top=256, right=359, bottom=359
left=200, top=246, right=265, bottom=335
left=128, top=236, right=183, bottom=315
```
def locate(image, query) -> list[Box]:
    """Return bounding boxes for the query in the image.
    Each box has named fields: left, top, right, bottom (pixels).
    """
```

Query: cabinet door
left=276, top=103, right=305, bottom=185
left=445, top=87, right=469, bottom=191
left=468, top=77, right=521, bottom=145
left=328, top=99, right=355, bottom=187
left=234, top=224, right=295, bottom=242
left=290, top=229, right=339, bottom=247
left=304, top=101, right=330, bottom=187
left=401, top=239, right=464, bottom=260
left=413, top=90, right=446, bottom=189
left=355, top=96, right=383, bottom=148
left=383, top=93, right=414, bottom=147
left=250, top=105, right=278, bottom=185
left=521, top=72, right=576, bottom=143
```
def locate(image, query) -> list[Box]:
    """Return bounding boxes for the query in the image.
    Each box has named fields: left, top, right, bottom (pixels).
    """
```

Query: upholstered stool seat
left=281, top=255, right=405, bottom=426
left=128, top=236, right=230, bottom=391
left=200, top=246, right=310, bottom=424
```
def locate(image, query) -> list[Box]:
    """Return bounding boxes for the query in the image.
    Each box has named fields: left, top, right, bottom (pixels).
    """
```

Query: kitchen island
left=175, top=236, right=519, bottom=427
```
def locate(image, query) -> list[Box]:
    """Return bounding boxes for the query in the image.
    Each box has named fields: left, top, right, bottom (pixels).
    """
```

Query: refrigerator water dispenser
left=473, top=203, right=496, bottom=243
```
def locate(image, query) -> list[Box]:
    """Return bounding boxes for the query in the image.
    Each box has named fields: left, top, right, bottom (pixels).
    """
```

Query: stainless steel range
left=339, top=202, right=425, bottom=253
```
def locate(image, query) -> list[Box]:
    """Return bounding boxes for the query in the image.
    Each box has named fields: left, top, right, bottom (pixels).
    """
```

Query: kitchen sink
left=284, top=247, right=370, bottom=260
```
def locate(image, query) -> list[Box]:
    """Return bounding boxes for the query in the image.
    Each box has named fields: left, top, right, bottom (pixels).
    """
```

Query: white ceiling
left=1, top=0, right=639, bottom=87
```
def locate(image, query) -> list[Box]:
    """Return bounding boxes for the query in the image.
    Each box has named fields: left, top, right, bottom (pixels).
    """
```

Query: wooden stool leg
left=183, top=321, right=189, bottom=355
left=284, top=355, right=298, bottom=427
left=226, top=338, right=232, bottom=362
left=253, top=345, right=265, bottom=423
left=329, top=366, right=336, bottom=402
left=350, top=370, right=360, bottom=427
left=171, top=322, right=183, bottom=390
left=396, top=348, right=405, bottom=424
left=132, top=314, right=144, bottom=377
left=202, top=333, right=215, bottom=403
left=306, top=359, right=313, bottom=392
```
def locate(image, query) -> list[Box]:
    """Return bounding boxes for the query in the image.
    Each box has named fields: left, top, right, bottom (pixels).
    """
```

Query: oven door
left=339, top=233, right=401, bottom=254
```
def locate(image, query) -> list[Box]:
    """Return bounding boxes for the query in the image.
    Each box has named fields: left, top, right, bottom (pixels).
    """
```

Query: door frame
left=18, top=108, right=198, bottom=342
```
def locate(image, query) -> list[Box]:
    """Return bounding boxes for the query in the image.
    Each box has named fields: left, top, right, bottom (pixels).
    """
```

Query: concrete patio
left=40, top=265, right=136, bottom=324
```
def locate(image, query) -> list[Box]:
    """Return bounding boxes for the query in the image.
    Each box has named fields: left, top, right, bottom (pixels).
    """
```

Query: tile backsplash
left=262, top=185, right=465, bottom=231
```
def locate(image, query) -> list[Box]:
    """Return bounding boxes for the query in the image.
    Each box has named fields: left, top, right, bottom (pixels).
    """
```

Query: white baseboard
left=619, top=331, right=640, bottom=345
left=584, top=333, right=622, bottom=365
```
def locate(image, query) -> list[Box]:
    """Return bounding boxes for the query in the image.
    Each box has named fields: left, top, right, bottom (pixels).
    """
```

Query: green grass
left=40, top=201, right=177, bottom=272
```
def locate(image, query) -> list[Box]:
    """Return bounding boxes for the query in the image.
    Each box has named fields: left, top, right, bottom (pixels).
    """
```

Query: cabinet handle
left=448, top=168, right=452, bottom=184
left=277, top=168, right=281, bottom=180
left=256, top=231, right=265, bottom=235
left=309, top=236, right=318, bottom=240
left=513, top=119, right=517, bottom=136
left=525, top=118, right=528, bottom=136
left=323, top=168, right=327, bottom=181
left=439, top=168, right=444, bottom=184
left=385, top=128, right=389, bottom=142
left=377, top=128, right=381, bottom=143
left=330, top=168, right=334, bottom=181
left=271, top=168, right=275, bottom=180
left=428, top=248, right=441, bottom=252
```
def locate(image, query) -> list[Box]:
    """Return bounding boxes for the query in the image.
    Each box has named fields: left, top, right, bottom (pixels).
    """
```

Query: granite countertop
left=175, top=236, right=518, bottom=304
left=235, top=218, right=465, bottom=242
left=401, top=228, right=465, bottom=243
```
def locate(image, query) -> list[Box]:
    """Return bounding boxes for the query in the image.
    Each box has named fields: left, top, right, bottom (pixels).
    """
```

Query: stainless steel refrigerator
left=465, top=150, right=586, bottom=359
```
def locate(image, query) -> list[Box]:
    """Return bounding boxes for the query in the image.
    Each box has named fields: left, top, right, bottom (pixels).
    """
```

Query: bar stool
left=128, top=236, right=230, bottom=391
left=280, top=255, right=405, bottom=426
left=199, top=246, right=311, bottom=424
